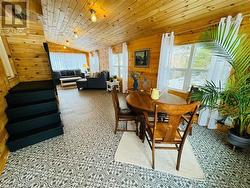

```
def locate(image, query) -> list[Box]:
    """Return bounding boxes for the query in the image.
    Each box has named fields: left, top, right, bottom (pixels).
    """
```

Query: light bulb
left=63, top=46, right=67, bottom=49
left=90, top=9, right=97, bottom=22
left=74, top=32, right=78, bottom=38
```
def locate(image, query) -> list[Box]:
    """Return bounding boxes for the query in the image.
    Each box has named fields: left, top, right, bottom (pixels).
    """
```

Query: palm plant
left=193, top=15, right=250, bottom=137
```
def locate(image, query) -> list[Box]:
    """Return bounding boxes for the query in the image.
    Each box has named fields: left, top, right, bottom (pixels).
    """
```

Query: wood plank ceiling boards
left=41, top=0, right=250, bottom=51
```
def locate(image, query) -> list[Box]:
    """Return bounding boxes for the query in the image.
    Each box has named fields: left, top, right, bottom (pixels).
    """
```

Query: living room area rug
left=115, top=132, right=205, bottom=180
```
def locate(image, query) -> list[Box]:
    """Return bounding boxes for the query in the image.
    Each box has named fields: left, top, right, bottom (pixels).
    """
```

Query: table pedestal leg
left=138, top=114, right=146, bottom=143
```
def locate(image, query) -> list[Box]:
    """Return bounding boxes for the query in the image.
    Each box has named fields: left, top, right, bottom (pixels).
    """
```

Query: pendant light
left=90, top=9, right=97, bottom=22
left=74, top=31, right=78, bottom=38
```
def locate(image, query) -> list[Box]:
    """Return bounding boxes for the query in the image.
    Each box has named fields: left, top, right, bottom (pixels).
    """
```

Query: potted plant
left=192, top=16, right=250, bottom=149
left=130, top=71, right=140, bottom=91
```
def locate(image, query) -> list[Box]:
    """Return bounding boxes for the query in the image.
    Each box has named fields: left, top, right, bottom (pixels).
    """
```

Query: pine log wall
left=7, top=25, right=51, bottom=81
left=5, top=1, right=51, bottom=82
left=0, top=60, right=19, bottom=174
left=0, top=1, right=49, bottom=174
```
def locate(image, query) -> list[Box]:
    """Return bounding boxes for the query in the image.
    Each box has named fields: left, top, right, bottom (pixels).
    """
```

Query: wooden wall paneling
left=0, top=57, right=19, bottom=174
left=5, top=1, right=52, bottom=82
left=127, top=34, right=161, bottom=90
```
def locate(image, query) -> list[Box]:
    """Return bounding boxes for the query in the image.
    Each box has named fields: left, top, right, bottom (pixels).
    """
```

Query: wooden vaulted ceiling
left=41, top=0, right=250, bottom=51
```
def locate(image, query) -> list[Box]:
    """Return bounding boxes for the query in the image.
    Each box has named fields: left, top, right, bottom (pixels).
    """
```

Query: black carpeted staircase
left=5, top=80, right=63, bottom=152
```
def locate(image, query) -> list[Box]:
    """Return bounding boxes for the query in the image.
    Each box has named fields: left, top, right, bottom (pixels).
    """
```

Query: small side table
left=106, top=80, right=120, bottom=92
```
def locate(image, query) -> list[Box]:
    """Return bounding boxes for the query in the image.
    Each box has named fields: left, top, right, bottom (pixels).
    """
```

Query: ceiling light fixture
left=63, top=46, right=67, bottom=49
left=90, top=9, right=97, bottom=22
left=66, top=40, right=69, bottom=45
left=74, top=31, right=78, bottom=38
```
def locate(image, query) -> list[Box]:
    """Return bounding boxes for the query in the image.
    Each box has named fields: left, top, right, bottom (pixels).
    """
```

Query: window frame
left=169, top=43, right=211, bottom=91
left=112, top=53, right=123, bottom=77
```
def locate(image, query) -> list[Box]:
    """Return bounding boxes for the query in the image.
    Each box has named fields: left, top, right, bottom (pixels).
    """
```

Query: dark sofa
left=53, top=69, right=84, bottom=85
left=76, top=71, right=109, bottom=90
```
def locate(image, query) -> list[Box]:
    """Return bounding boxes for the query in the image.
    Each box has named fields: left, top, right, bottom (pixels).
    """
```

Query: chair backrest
left=186, top=85, right=199, bottom=103
left=151, top=102, right=199, bottom=142
left=111, top=86, right=120, bottom=118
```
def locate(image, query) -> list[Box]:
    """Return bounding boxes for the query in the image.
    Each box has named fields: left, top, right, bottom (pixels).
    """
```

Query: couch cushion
left=67, top=70, right=75, bottom=76
left=60, top=70, right=67, bottom=76
left=74, top=69, right=81, bottom=76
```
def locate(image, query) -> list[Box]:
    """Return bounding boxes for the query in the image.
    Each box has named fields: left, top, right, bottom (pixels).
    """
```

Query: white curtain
left=121, top=42, right=129, bottom=93
left=49, top=52, right=87, bottom=72
left=207, top=56, right=231, bottom=89
left=108, top=47, right=115, bottom=76
left=208, top=13, right=242, bottom=88
left=90, top=51, right=100, bottom=73
left=216, top=13, right=242, bottom=50
left=157, top=32, right=174, bottom=91
left=198, top=14, right=243, bottom=128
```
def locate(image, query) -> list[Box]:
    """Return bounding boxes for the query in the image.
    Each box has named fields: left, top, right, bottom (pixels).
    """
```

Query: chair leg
left=176, top=146, right=184, bottom=171
left=152, top=139, right=155, bottom=169
left=114, top=119, right=119, bottom=134
left=141, top=119, right=146, bottom=143
left=135, top=119, right=138, bottom=136
left=189, top=126, right=193, bottom=136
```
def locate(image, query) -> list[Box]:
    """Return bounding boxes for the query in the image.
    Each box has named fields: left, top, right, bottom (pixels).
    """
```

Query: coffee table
left=60, top=77, right=82, bottom=88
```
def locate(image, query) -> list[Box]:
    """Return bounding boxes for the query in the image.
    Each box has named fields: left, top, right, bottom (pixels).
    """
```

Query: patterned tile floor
left=0, top=89, right=249, bottom=188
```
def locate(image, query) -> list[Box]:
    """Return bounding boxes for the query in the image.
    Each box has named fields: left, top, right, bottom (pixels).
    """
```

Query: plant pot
left=198, top=107, right=209, bottom=126
left=207, top=109, right=218, bottom=129
left=228, top=128, right=250, bottom=149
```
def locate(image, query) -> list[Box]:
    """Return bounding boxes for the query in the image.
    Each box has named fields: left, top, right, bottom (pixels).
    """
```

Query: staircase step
left=7, top=124, right=63, bottom=152
left=6, top=90, right=56, bottom=108
left=9, top=80, right=54, bottom=93
left=7, top=112, right=61, bottom=135
left=7, top=100, right=58, bottom=121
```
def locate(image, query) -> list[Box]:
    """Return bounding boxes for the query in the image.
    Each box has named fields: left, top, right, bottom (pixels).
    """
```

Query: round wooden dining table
left=126, top=91, right=187, bottom=112
left=126, top=91, right=187, bottom=140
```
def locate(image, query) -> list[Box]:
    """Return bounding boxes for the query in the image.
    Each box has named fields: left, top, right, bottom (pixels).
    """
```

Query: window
left=112, top=53, right=123, bottom=77
left=0, top=37, right=14, bottom=78
left=49, top=52, right=87, bottom=72
left=169, top=43, right=212, bottom=91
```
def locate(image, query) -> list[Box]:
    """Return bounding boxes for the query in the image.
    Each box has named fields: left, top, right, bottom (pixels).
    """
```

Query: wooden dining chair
left=143, top=102, right=199, bottom=170
left=111, top=86, right=138, bottom=134
left=168, top=86, right=200, bottom=135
